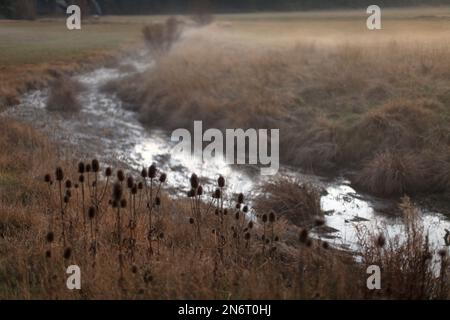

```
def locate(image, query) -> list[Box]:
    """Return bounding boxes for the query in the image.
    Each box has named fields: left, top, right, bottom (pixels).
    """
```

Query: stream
left=3, top=56, right=450, bottom=253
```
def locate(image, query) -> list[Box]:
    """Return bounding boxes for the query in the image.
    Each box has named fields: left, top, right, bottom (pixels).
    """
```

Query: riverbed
left=3, top=55, right=450, bottom=252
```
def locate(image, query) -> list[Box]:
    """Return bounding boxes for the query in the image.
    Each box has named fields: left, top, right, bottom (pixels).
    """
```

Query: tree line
left=1, top=0, right=450, bottom=19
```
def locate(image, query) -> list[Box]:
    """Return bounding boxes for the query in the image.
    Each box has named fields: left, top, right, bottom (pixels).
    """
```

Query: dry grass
left=358, top=197, right=449, bottom=299
left=0, top=117, right=448, bottom=299
left=46, top=76, right=84, bottom=113
left=0, top=18, right=145, bottom=110
left=111, top=9, right=450, bottom=196
left=254, top=177, right=323, bottom=227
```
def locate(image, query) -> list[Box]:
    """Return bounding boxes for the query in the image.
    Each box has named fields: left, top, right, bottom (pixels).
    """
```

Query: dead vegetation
left=142, top=17, right=182, bottom=58
left=46, top=76, right=84, bottom=113
left=254, top=177, right=323, bottom=227
left=0, top=117, right=448, bottom=299
left=111, top=26, right=450, bottom=197
left=358, top=197, right=449, bottom=299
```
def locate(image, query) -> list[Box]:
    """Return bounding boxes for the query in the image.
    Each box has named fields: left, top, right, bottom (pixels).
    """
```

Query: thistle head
left=190, top=173, right=199, bottom=189
left=91, top=159, right=100, bottom=173
left=105, top=167, right=112, bottom=177
left=269, top=212, right=276, bottom=223
left=218, top=176, right=225, bottom=188
left=376, top=234, right=386, bottom=248
left=149, top=164, right=157, bottom=179
left=112, top=182, right=123, bottom=202
left=78, top=162, right=85, bottom=174
left=55, top=167, right=64, bottom=182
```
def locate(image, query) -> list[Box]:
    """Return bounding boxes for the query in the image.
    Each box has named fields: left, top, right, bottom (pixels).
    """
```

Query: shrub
left=46, top=76, right=83, bottom=113
left=142, top=17, right=182, bottom=57
left=254, top=176, right=323, bottom=227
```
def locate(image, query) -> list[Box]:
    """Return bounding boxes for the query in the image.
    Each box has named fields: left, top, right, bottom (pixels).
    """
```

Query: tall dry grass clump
left=110, top=28, right=450, bottom=196
left=142, top=17, right=182, bottom=58
left=358, top=197, right=449, bottom=299
left=254, top=177, right=323, bottom=228
left=46, top=76, right=84, bottom=113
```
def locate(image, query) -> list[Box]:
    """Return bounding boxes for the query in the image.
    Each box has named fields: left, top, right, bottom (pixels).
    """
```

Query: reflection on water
left=3, top=58, right=450, bottom=253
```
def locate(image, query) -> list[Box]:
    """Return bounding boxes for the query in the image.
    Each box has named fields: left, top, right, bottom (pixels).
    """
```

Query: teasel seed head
left=91, top=159, right=100, bottom=173
left=376, top=234, right=386, bottom=248
left=197, top=185, right=203, bottom=196
left=117, top=170, right=125, bottom=182
left=105, top=167, right=112, bottom=177
left=213, top=188, right=221, bottom=199
left=190, top=174, right=199, bottom=189
left=55, top=167, right=64, bottom=182
left=64, top=196, right=69, bottom=204
left=63, top=247, right=72, bottom=260
left=189, top=218, right=195, bottom=225
left=127, top=176, right=134, bottom=189
left=65, top=190, right=72, bottom=198
left=306, top=239, right=313, bottom=247
left=46, top=232, right=54, bottom=243
left=262, top=214, right=268, bottom=223
left=149, top=164, right=157, bottom=179
left=79, top=174, right=85, bottom=183
left=85, top=164, right=91, bottom=173
left=138, top=182, right=144, bottom=190
left=187, top=189, right=195, bottom=198
left=314, top=216, right=326, bottom=227
left=155, top=197, right=161, bottom=206
left=438, top=249, right=447, bottom=258
left=131, top=266, right=138, bottom=274
left=112, top=200, right=119, bottom=208
left=78, top=162, right=85, bottom=174
left=322, top=241, right=329, bottom=250
left=131, top=184, right=138, bottom=195
left=218, top=176, right=225, bottom=188
left=159, top=232, right=164, bottom=239
left=248, top=221, right=254, bottom=229
left=243, top=206, right=249, bottom=213
left=238, top=193, right=244, bottom=204
left=65, top=180, right=72, bottom=189
left=45, top=250, right=52, bottom=259
left=88, top=206, right=96, bottom=220
left=44, top=174, right=51, bottom=183
left=236, top=203, right=241, bottom=210
left=235, top=212, right=240, bottom=220
left=215, top=209, right=219, bottom=216
left=113, top=182, right=123, bottom=202
left=269, top=211, right=276, bottom=223
left=159, top=173, right=167, bottom=183
left=141, top=168, right=148, bottom=178
left=223, top=209, right=228, bottom=216
left=275, top=236, right=280, bottom=242
left=299, top=228, right=309, bottom=244
left=120, top=199, right=127, bottom=208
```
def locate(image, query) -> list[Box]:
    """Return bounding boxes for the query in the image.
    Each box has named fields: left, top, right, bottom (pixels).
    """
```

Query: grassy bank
left=1, top=9, right=449, bottom=299
left=0, top=17, right=152, bottom=109
left=0, top=118, right=447, bottom=299
left=111, top=8, right=450, bottom=197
